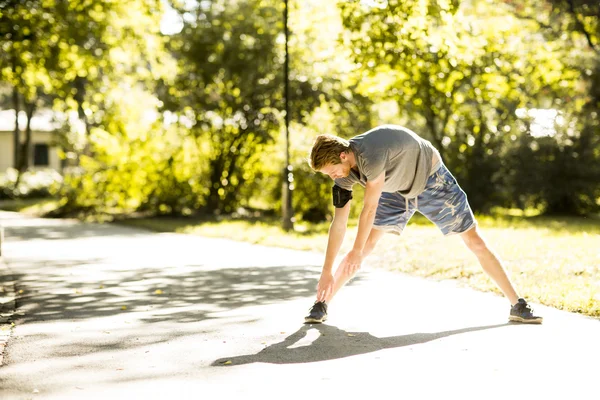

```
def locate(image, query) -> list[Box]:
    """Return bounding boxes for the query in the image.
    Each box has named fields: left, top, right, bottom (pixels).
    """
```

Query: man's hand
left=340, top=248, right=363, bottom=277
left=316, top=271, right=334, bottom=302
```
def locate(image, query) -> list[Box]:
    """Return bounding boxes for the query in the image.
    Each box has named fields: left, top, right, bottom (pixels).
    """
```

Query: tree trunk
left=18, top=100, right=36, bottom=172
left=12, top=87, right=20, bottom=170
left=222, top=153, right=243, bottom=212
left=73, top=76, right=91, bottom=158
left=421, top=75, right=445, bottom=158
left=206, top=156, right=224, bottom=213
left=14, top=100, right=35, bottom=188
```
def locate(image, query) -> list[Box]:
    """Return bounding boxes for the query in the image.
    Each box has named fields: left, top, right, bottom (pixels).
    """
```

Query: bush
left=0, top=168, right=62, bottom=200
left=501, top=127, right=600, bottom=216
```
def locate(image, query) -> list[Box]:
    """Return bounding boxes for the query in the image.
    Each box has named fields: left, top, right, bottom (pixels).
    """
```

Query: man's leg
left=324, top=227, right=386, bottom=303
left=459, top=226, right=519, bottom=305
left=418, top=165, right=541, bottom=323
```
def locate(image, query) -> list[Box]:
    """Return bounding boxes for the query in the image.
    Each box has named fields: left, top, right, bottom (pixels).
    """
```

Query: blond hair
left=308, top=134, right=350, bottom=171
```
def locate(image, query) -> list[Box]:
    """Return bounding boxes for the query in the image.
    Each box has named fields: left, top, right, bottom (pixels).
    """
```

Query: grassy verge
left=0, top=198, right=60, bottom=215
left=117, top=212, right=600, bottom=318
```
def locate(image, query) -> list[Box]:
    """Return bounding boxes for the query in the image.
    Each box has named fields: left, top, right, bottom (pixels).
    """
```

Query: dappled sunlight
left=1, top=215, right=366, bottom=392
left=10, top=259, right=327, bottom=325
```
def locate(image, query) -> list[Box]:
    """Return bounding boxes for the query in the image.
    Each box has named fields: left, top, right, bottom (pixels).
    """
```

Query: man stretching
left=305, top=125, right=542, bottom=324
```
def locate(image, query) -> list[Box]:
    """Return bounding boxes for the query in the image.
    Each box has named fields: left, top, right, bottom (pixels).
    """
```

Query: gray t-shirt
left=334, top=125, right=440, bottom=199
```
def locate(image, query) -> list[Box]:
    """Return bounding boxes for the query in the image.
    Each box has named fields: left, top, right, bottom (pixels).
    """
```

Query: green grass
left=117, top=212, right=600, bottom=318
left=370, top=216, right=600, bottom=317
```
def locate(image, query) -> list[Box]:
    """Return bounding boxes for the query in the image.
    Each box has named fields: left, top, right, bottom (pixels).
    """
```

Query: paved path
left=0, top=211, right=598, bottom=399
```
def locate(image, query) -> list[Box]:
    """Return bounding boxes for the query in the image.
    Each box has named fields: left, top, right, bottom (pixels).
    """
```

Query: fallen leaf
left=18, top=290, right=24, bottom=294
left=103, top=331, right=111, bottom=334
left=347, top=334, right=356, bottom=337
left=261, top=341, right=267, bottom=344
left=121, top=306, right=127, bottom=310
left=223, top=361, right=232, bottom=365
left=280, top=332, right=285, bottom=334
left=155, top=289, right=163, bottom=295
left=99, top=285, right=104, bottom=289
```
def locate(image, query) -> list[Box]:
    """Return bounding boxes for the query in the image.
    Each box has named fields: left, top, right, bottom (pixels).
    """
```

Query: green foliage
left=159, top=0, right=285, bottom=214
left=1, top=0, right=598, bottom=218
left=498, top=0, right=600, bottom=214
left=340, top=0, right=599, bottom=214
left=501, top=114, right=600, bottom=215
left=157, top=0, right=373, bottom=219
left=55, top=88, right=208, bottom=216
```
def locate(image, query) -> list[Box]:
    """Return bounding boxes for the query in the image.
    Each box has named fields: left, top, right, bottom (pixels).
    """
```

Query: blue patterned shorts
left=374, top=164, right=477, bottom=236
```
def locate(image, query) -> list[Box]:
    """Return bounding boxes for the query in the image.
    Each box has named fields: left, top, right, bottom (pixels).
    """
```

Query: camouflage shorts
left=374, top=164, right=477, bottom=236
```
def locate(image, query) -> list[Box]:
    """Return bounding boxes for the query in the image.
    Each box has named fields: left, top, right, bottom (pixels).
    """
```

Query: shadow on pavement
left=212, top=323, right=513, bottom=366
left=1, top=213, right=360, bottom=330
left=10, top=261, right=359, bottom=326
left=3, top=222, right=147, bottom=242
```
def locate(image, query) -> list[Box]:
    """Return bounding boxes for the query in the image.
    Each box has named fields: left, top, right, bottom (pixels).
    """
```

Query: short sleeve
left=334, top=175, right=355, bottom=191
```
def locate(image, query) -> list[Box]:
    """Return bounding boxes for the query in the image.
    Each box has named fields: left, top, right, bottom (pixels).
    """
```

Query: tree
left=339, top=0, right=594, bottom=213
left=500, top=0, right=600, bottom=214
left=160, top=0, right=373, bottom=219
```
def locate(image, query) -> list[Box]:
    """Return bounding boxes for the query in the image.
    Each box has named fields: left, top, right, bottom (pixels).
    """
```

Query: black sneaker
left=509, top=298, right=543, bottom=324
left=304, top=301, right=328, bottom=324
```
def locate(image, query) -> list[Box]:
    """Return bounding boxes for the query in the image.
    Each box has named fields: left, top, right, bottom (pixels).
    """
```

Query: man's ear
left=339, top=151, right=347, bottom=162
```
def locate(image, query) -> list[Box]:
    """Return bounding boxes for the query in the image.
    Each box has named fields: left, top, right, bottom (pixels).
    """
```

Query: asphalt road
left=0, top=211, right=598, bottom=399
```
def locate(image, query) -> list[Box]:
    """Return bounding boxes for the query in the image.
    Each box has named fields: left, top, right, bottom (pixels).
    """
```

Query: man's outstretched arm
left=340, top=171, right=385, bottom=275
left=316, top=200, right=351, bottom=302
left=324, top=227, right=385, bottom=303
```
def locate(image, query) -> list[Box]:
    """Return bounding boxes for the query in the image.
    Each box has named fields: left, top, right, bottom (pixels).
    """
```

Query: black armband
left=332, top=185, right=353, bottom=208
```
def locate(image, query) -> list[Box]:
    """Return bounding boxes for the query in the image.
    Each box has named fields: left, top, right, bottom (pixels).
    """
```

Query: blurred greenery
left=0, top=168, right=62, bottom=199
left=0, top=197, right=59, bottom=214
left=0, top=0, right=599, bottom=221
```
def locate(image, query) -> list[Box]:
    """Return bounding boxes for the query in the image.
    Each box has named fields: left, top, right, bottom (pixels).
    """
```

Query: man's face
left=319, top=160, right=351, bottom=180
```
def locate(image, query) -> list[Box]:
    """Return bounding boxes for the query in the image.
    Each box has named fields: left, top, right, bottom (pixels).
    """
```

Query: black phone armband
left=332, top=185, right=353, bottom=208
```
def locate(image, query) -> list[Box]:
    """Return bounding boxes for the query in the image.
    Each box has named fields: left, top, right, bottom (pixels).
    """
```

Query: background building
left=0, top=109, right=62, bottom=174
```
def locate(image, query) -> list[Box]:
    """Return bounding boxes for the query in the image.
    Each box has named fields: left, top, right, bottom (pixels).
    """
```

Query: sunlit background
left=1, top=0, right=599, bottom=224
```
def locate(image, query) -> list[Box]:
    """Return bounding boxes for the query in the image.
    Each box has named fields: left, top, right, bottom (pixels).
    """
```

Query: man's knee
left=462, top=231, right=489, bottom=255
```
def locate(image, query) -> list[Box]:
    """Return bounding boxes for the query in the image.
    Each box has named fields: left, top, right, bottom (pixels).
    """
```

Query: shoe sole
left=509, top=316, right=543, bottom=324
left=304, top=316, right=327, bottom=324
